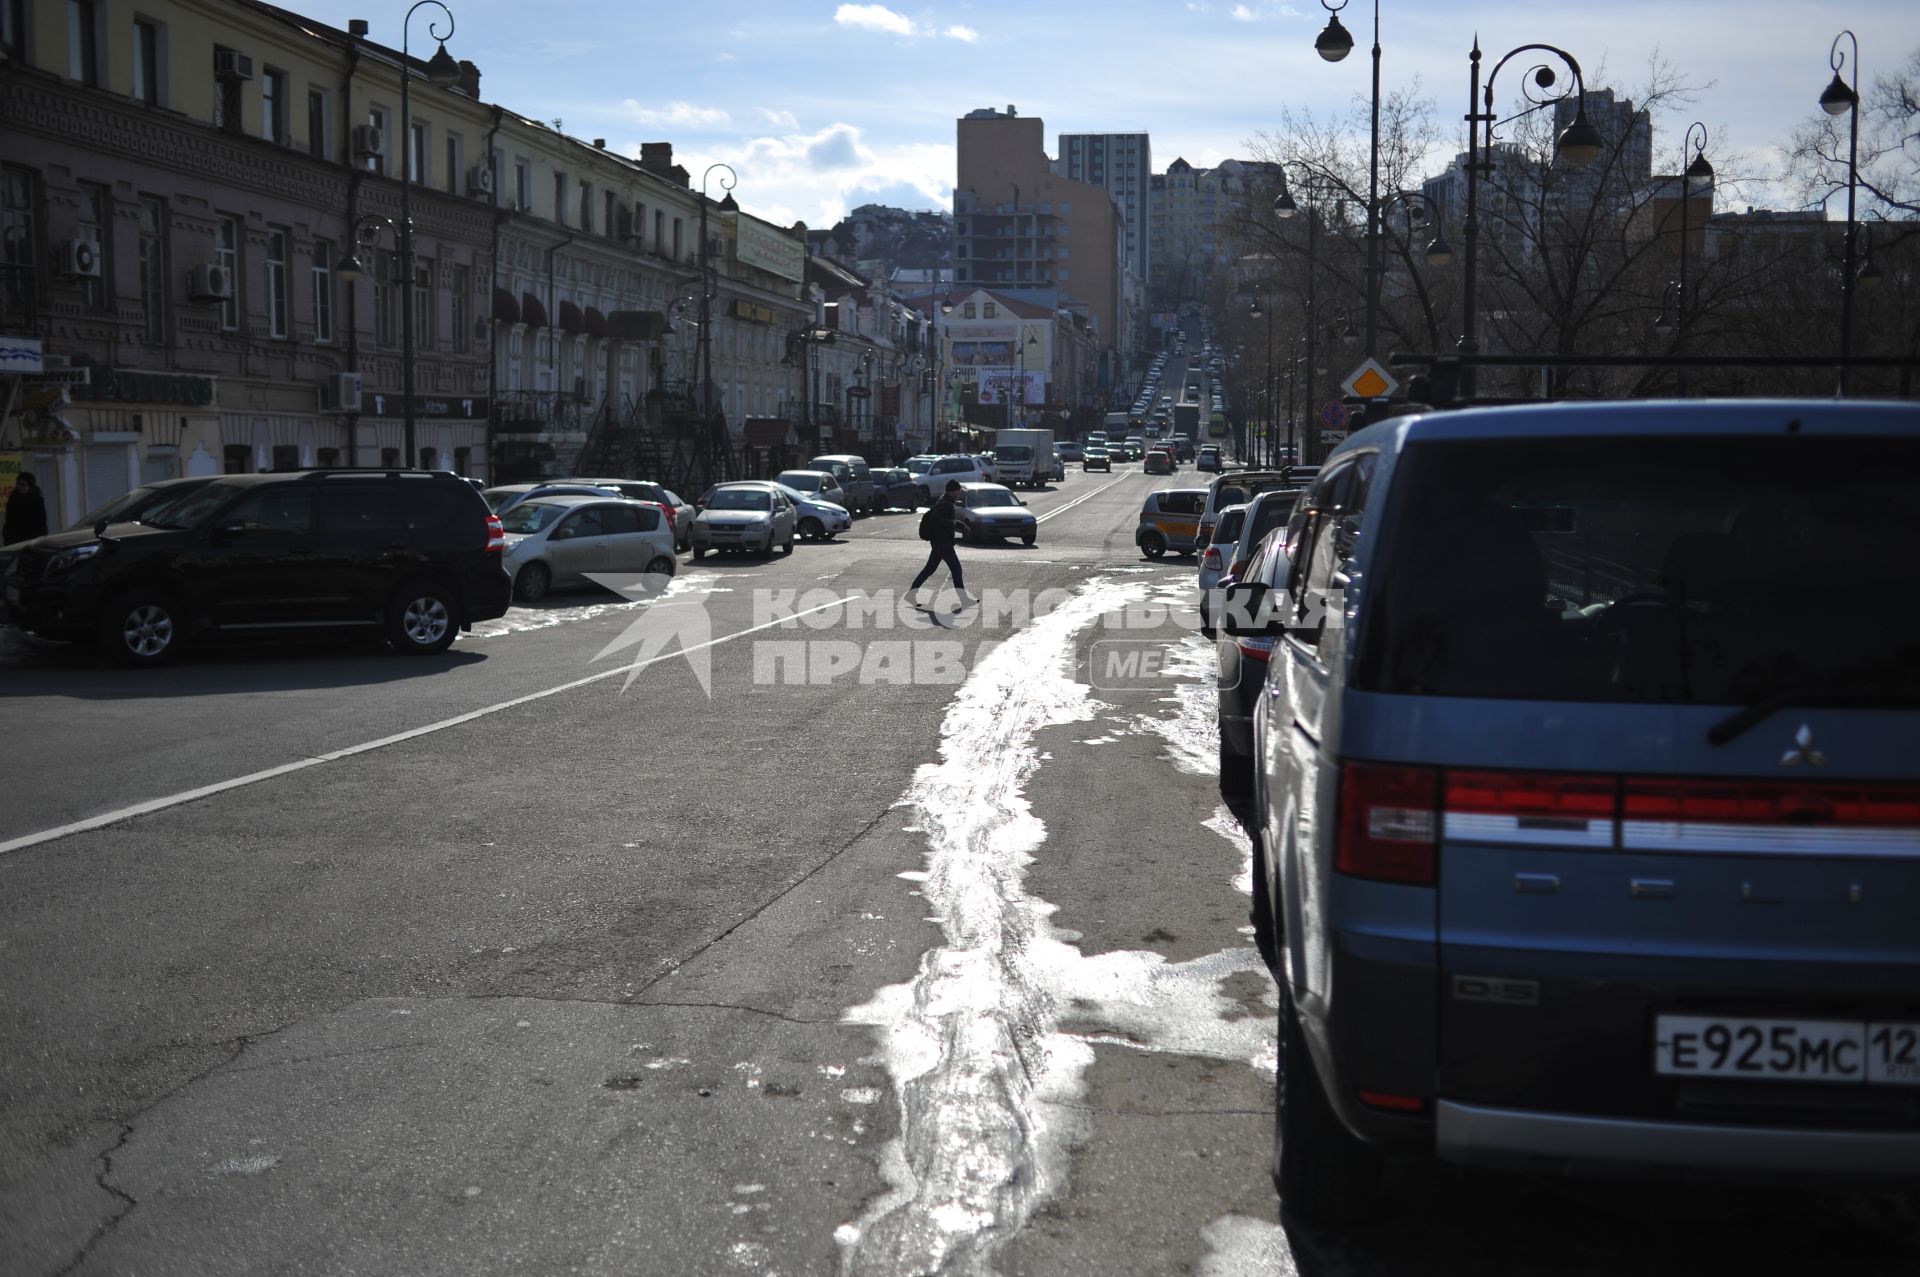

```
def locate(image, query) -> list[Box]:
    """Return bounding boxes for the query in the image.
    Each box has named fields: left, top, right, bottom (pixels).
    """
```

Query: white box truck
left=994, top=428, right=1056, bottom=488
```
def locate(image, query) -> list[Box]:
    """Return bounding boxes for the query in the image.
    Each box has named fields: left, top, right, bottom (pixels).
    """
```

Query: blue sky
left=290, top=1, right=1916, bottom=227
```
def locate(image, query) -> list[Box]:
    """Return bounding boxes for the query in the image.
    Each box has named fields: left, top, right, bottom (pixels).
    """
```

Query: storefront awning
left=558, top=300, right=585, bottom=334
left=492, top=287, right=520, bottom=324
left=583, top=307, right=608, bottom=339
left=520, top=292, right=548, bottom=328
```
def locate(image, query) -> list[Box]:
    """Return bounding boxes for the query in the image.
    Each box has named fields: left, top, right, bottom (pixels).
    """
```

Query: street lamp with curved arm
left=1671, top=120, right=1712, bottom=393
left=395, top=0, right=457, bottom=468
left=1822, top=29, right=1861, bottom=395
left=1459, top=36, right=1600, bottom=398
left=694, top=162, right=739, bottom=423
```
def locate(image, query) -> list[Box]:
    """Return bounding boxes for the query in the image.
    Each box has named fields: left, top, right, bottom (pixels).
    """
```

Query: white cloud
left=834, top=4, right=915, bottom=36
left=759, top=108, right=800, bottom=128
left=621, top=100, right=732, bottom=129
left=672, top=123, right=953, bottom=230
left=1231, top=4, right=1257, bottom=19
left=834, top=4, right=982, bottom=43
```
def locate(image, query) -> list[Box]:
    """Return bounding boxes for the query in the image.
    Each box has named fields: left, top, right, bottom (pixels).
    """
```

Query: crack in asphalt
left=632, top=803, right=901, bottom=1001
left=52, top=1022, right=295, bottom=1277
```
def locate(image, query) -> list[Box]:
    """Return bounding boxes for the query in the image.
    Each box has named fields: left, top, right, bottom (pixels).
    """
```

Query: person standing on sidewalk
left=3, top=472, right=49, bottom=545
left=909, top=480, right=974, bottom=607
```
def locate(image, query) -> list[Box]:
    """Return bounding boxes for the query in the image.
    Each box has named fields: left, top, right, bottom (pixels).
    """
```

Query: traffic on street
left=4, top=0, right=1919, bottom=1272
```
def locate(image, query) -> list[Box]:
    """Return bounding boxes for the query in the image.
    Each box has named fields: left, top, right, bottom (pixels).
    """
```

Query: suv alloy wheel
left=387, top=583, right=460, bottom=654
left=101, top=590, right=183, bottom=667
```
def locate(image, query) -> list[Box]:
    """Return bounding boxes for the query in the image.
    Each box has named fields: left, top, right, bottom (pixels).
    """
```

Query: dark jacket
left=3, top=484, right=48, bottom=545
left=919, top=494, right=958, bottom=546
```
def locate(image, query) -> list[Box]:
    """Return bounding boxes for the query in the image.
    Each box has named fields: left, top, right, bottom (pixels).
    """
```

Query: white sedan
left=711, top=480, right=852, bottom=542
left=690, top=484, right=798, bottom=558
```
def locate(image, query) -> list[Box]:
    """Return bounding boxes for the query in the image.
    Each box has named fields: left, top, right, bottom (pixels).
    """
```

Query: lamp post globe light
left=333, top=214, right=399, bottom=465
left=1314, top=0, right=1387, bottom=362
left=696, top=163, right=738, bottom=437
left=392, top=0, right=459, bottom=468
left=1668, top=121, right=1713, bottom=394
left=1822, top=30, right=1861, bottom=395
left=1460, top=37, right=1602, bottom=399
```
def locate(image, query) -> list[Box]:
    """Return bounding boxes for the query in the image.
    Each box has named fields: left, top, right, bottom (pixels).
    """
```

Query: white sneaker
left=904, top=587, right=924, bottom=608
left=956, top=588, right=977, bottom=608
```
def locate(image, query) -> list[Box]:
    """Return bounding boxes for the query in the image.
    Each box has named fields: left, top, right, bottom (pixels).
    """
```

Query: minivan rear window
left=1357, top=436, right=1920, bottom=704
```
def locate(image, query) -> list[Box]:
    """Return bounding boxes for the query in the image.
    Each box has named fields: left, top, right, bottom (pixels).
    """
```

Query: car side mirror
left=551, top=527, right=575, bottom=541
left=1220, top=581, right=1284, bottom=638
left=214, top=522, right=247, bottom=539
left=1016, top=497, right=1027, bottom=505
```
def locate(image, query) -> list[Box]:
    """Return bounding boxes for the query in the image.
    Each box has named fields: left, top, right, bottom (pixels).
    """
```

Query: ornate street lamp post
left=1671, top=121, right=1713, bottom=394
left=1313, top=0, right=1387, bottom=362
left=397, top=0, right=459, bottom=467
left=1460, top=38, right=1604, bottom=398
left=1821, top=30, right=1862, bottom=395
left=1248, top=296, right=1274, bottom=467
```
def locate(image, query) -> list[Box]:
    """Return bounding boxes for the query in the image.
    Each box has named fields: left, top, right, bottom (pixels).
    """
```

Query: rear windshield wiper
left=1708, top=681, right=1920, bottom=746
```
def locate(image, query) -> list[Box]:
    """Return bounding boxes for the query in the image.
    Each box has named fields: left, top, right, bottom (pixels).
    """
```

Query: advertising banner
left=735, top=216, right=804, bottom=282
left=975, top=369, right=1045, bottom=407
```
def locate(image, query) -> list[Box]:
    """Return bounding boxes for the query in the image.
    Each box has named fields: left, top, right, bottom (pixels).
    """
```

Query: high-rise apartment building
left=1056, top=132, right=1150, bottom=288
left=953, top=106, right=1127, bottom=377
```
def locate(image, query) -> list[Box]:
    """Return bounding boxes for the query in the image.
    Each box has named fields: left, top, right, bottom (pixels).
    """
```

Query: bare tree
left=1234, top=85, right=1456, bottom=359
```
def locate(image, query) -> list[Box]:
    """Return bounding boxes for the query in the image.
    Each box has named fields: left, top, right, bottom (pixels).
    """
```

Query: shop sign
left=735, top=216, right=804, bottom=281
left=732, top=300, right=780, bottom=325
left=366, top=393, right=490, bottom=420
left=0, top=338, right=44, bottom=374
left=69, top=362, right=215, bottom=406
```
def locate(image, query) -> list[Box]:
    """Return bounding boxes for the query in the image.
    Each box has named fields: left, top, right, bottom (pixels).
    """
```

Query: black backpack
left=917, top=502, right=938, bottom=541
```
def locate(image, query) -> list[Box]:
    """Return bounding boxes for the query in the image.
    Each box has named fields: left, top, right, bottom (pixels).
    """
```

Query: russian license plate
left=1655, top=1015, right=1920, bottom=1086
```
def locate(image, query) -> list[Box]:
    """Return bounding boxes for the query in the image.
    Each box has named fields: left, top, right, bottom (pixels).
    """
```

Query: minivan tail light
left=485, top=513, right=505, bottom=552
left=1337, top=761, right=1440, bottom=885
left=1446, top=771, right=1619, bottom=819
left=1622, top=779, right=1920, bottom=828
left=1202, top=546, right=1222, bottom=570
left=647, top=500, right=676, bottom=532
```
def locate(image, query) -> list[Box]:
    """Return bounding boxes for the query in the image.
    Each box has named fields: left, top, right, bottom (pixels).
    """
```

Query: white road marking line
left=0, top=593, right=854, bottom=857
left=1034, top=471, right=1136, bottom=524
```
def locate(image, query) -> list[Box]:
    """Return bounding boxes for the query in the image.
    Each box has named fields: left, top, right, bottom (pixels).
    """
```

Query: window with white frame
left=216, top=215, right=240, bottom=333
left=312, top=237, right=333, bottom=343
left=265, top=227, right=288, bottom=337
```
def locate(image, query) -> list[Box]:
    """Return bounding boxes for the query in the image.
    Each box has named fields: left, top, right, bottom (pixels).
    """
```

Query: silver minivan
left=1228, top=401, right=1920, bottom=1224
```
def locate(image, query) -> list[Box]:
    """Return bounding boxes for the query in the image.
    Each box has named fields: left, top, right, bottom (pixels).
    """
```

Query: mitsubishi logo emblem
left=1780, top=723, right=1827, bottom=768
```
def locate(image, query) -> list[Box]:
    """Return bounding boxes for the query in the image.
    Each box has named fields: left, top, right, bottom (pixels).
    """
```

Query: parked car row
left=1199, top=400, right=1920, bottom=1227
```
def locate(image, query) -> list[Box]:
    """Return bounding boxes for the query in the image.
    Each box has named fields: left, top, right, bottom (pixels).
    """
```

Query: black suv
left=4, top=470, right=512, bottom=665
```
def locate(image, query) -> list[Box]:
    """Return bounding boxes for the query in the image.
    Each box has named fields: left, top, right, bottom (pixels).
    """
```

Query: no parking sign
left=1320, top=401, right=1348, bottom=430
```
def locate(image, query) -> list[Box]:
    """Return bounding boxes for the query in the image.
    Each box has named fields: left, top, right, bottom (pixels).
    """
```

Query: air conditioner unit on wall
left=467, top=165, right=494, bottom=197
left=214, top=50, right=254, bottom=81
left=56, top=239, right=101, bottom=279
left=189, top=262, right=232, bottom=301
left=333, top=372, right=363, bottom=412
left=353, top=125, right=385, bottom=158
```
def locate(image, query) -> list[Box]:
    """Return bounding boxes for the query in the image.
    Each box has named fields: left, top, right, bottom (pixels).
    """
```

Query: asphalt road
left=2, top=459, right=1915, bottom=1276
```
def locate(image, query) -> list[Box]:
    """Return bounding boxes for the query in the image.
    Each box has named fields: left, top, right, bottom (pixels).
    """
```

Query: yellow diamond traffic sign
left=1341, top=357, right=1399, bottom=401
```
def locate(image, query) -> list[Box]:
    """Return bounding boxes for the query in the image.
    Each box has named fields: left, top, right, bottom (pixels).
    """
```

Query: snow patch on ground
left=841, top=579, right=1275, bottom=1276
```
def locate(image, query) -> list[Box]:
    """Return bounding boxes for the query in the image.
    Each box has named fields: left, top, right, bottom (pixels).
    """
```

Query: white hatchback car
left=498, top=495, right=678, bottom=602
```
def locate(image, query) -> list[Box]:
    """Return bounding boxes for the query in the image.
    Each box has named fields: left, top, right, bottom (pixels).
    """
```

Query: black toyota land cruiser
left=4, top=469, right=511, bottom=666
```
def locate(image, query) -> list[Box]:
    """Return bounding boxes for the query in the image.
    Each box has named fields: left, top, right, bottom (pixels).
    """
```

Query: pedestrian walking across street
left=909, top=480, right=974, bottom=608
